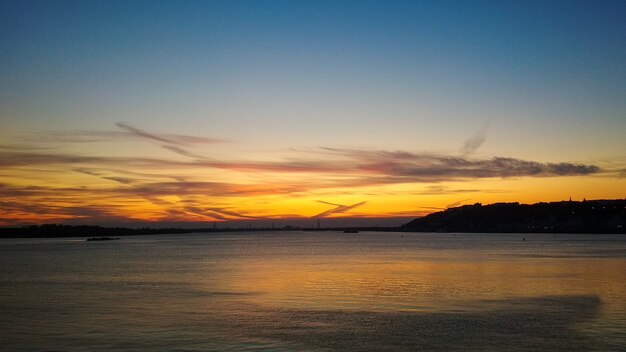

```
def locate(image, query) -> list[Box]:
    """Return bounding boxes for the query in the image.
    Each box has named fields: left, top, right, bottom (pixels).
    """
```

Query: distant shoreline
left=0, top=224, right=403, bottom=239
left=2, top=199, right=625, bottom=238
left=1, top=226, right=624, bottom=238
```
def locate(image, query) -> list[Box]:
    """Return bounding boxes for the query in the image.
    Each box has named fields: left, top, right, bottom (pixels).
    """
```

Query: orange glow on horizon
left=1, top=124, right=625, bottom=226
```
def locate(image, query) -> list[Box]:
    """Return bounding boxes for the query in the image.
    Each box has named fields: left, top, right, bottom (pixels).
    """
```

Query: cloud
left=349, top=152, right=600, bottom=180
left=0, top=145, right=603, bottom=185
left=0, top=199, right=136, bottom=225
left=25, top=130, right=130, bottom=143
left=115, top=122, right=182, bottom=145
left=446, top=199, right=471, bottom=209
left=205, top=207, right=261, bottom=219
left=74, top=168, right=137, bottom=184
left=162, top=145, right=208, bottom=159
left=461, top=127, right=488, bottom=156
left=116, top=122, right=224, bottom=146
left=0, top=144, right=56, bottom=151
left=316, top=200, right=345, bottom=207
left=179, top=202, right=265, bottom=221
left=312, top=201, right=367, bottom=218
left=183, top=206, right=231, bottom=221
left=22, top=125, right=225, bottom=145
left=0, top=123, right=617, bottom=224
left=1, top=123, right=604, bottom=183
left=0, top=180, right=275, bottom=224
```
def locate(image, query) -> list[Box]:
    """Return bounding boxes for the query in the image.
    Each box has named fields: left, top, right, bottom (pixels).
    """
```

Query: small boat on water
left=86, top=237, right=120, bottom=241
left=343, top=229, right=359, bottom=233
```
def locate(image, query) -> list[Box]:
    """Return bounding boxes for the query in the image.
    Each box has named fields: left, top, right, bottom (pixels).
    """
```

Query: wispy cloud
left=24, top=124, right=225, bottom=145
left=0, top=147, right=601, bottom=181
left=162, top=145, right=208, bottom=159
left=461, top=127, right=488, bottom=157
left=325, top=148, right=601, bottom=180
left=182, top=205, right=261, bottom=220
left=446, top=199, right=471, bottom=209
left=312, top=201, right=367, bottom=218
left=0, top=199, right=136, bottom=225
left=0, top=123, right=618, bottom=225
left=115, top=122, right=182, bottom=145
left=115, top=122, right=225, bottom=146
left=74, top=168, right=136, bottom=184
left=0, top=144, right=56, bottom=151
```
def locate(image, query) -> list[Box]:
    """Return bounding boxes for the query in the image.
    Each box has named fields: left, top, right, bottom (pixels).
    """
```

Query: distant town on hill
left=403, top=199, right=626, bottom=233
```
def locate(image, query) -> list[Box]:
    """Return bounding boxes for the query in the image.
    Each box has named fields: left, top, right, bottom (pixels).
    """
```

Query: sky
left=1, top=0, right=625, bottom=226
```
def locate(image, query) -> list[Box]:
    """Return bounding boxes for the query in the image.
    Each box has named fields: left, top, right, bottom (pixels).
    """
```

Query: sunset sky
left=1, top=0, right=625, bottom=226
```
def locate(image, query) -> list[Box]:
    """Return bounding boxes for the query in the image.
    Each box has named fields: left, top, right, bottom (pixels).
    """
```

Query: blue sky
left=3, top=1, right=624, bottom=155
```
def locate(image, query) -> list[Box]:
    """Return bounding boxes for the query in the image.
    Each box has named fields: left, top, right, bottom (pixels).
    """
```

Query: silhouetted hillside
left=404, top=200, right=626, bottom=233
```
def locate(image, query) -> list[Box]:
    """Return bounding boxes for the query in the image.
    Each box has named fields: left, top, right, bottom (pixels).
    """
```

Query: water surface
left=1, top=232, right=624, bottom=351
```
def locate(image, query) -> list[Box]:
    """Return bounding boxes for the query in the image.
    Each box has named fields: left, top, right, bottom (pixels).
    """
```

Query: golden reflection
left=201, top=254, right=626, bottom=312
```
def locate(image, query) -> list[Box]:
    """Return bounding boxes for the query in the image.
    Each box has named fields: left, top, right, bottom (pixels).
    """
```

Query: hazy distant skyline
left=1, top=0, right=625, bottom=225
